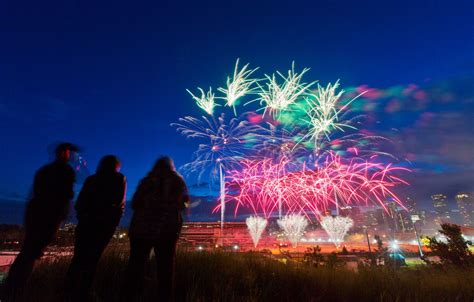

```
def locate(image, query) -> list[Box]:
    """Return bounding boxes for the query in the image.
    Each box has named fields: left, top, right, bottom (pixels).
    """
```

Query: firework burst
left=173, top=59, right=410, bottom=243
left=257, top=62, right=316, bottom=117
left=186, top=87, right=217, bottom=115
left=277, top=214, right=309, bottom=248
left=218, top=58, right=259, bottom=114
left=171, top=113, right=260, bottom=236
left=320, top=215, right=353, bottom=248
left=246, top=215, right=268, bottom=248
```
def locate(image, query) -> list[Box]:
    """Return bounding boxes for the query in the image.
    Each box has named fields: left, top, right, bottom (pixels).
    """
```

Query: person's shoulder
left=36, top=163, right=53, bottom=174
left=139, top=176, right=153, bottom=185
left=173, top=172, right=186, bottom=183
left=84, top=174, right=97, bottom=183
left=37, top=161, right=65, bottom=175
left=115, top=172, right=126, bottom=182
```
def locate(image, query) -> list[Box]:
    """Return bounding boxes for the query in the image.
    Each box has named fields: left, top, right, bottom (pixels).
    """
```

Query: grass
left=3, top=247, right=474, bottom=302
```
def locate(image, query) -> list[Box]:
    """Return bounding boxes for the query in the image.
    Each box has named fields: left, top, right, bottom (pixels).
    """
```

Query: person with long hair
left=122, top=156, right=189, bottom=302
left=65, top=155, right=126, bottom=301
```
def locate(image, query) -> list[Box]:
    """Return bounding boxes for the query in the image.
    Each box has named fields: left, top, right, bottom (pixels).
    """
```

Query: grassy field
left=2, top=248, right=474, bottom=302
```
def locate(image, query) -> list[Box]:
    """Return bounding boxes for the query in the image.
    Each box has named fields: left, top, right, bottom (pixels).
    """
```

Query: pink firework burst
left=218, top=153, right=409, bottom=220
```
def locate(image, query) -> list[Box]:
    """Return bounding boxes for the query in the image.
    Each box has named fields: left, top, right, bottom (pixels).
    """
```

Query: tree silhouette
left=427, top=223, right=472, bottom=267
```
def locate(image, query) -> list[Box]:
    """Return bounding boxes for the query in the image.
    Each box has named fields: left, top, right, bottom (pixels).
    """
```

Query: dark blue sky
left=0, top=0, right=472, bottom=206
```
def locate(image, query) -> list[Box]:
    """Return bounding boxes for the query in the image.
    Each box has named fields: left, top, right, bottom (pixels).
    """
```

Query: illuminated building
left=431, top=194, right=451, bottom=224
left=456, top=192, right=474, bottom=227
left=178, top=222, right=255, bottom=249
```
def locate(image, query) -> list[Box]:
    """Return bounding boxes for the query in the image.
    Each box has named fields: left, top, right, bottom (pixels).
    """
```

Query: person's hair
left=148, top=156, right=175, bottom=177
left=97, top=155, right=121, bottom=174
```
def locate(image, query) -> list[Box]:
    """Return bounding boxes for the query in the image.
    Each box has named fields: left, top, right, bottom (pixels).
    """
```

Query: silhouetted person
left=122, top=156, right=189, bottom=302
left=2, top=142, right=78, bottom=299
left=65, top=155, right=126, bottom=301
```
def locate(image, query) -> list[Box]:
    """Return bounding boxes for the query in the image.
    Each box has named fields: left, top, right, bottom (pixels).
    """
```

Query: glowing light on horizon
left=320, top=215, right=353, bottom=248
left=246, top=216, right=268, bottom=248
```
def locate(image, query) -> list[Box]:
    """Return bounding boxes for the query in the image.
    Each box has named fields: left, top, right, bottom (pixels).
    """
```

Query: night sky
left=0, top=0, right=472, bottom=216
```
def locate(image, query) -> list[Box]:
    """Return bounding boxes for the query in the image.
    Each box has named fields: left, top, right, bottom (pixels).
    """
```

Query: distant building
left=431, top=194, right=451, bottom=224
left=340, top=206, right=364, bottom=231
left=456, top=192, right=474, bottom=227
left=363, top=210, right=379, bottom=229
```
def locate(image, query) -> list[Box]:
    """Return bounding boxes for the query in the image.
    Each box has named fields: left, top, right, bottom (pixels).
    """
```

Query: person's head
left=55, top=142, right=79, bottom=163
left=97, top=155, right=121, bottom=174
left=148, top=156, right=175, bottom=177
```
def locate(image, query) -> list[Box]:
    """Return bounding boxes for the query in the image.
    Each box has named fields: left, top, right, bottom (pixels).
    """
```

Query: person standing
left=122, top=156, right=189, bottom=302
left=65, top=155, right=126, bottom=301
left=2, top=142, right=78, bottom=299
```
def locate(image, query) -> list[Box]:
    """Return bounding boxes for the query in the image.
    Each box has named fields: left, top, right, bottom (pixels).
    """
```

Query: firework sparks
left=227, top=157, right=290, bottom=219
left=171, top=113, right=258, bottom=179
left=277, top=214, right=309, bottom=248
left=246, top=215, right=268, bottom=248
left=218, top=58, right=259, bottom=114
left=224, top=153, right=409, bottom=221
left=258, top=62, right=316, bottom=117
left=320, top=215, right=353, bottom=248
left=186, top=87, right=217, bottom=115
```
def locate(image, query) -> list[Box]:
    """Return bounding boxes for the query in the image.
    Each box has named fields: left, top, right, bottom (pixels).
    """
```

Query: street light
left=390, top=241, right=399, bottom=251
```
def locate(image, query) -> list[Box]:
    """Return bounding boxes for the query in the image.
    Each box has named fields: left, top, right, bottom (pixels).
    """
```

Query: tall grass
left=5, top=248, right=474, bottom=301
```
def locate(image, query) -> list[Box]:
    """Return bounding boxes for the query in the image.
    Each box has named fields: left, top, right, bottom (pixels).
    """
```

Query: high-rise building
left=431, top=194, right=451, bottom=224
left=456, top=192, right=474, bottom=227
left=363, top=210, right=379, bottom=228
left=405, top=197, right=417, bottom=212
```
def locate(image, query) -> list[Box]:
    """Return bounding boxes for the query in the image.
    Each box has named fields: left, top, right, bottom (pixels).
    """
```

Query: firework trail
left=277, top=214, right=309, bottom=248
left=246, top=216, right=268, bottom=248
left=218, top=58, right=259, bottom=115
left=186, top=87, right=217, bottom=115
left=320, top=215, right=353, bottom=248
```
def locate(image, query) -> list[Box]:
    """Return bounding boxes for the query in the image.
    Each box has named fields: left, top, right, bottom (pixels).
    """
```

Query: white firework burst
left=277, top=214, right=309, bottom=248
left=320, top=215, right=353, bottom=248
left=258, top=62, right=316, bottom=117
left=218, top=58, right=259, bottom=114
left=246, top=216, right=268, bottom=248
left=186, top=87, right=217, bottom=115
left=297, top=81, right=363, bottom=151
